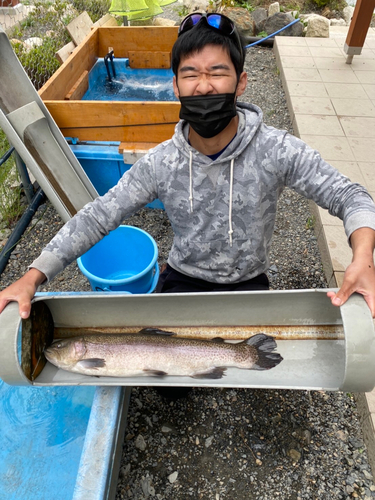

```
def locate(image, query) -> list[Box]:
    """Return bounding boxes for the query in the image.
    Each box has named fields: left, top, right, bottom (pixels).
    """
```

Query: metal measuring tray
left=0, top=289, right=374, bottom=392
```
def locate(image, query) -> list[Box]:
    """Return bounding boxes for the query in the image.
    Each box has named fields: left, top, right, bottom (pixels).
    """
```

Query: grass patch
left=0, top=130, right=24, bottom=228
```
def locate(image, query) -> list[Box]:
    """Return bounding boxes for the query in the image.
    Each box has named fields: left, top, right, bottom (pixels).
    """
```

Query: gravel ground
left=1, top=44, right=375, bottom=499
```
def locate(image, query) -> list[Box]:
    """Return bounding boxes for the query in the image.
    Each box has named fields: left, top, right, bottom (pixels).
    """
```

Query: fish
left=44, top=328, right=283, bottom=379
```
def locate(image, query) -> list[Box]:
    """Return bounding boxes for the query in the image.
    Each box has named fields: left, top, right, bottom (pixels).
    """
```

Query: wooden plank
left=44, top=100, right=180, bottom=141
left=97, top=26, right=178, bottom=57
left=345, top=0, right=375, bottom=50
left=119, top=141, right=159, bottom=153
left=55, top=41, right=76, bottom=64
left=58, top=124, right=176, bottom=143
left=66, top=11, right=94, bottom=46
left=44, top=101, right=180, bottom=128
left=39, top=28, right=99, bottom=100
left=64, top=70, right=89, bottom=100
left=128, top=50, right=170, bottom=69
left=93, top=13, right=118, bottom=28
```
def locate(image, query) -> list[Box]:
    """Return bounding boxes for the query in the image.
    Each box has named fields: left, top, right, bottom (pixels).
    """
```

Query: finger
left=334, top=278, right=357, bottom=306
left=327, top=290, right=344, bottom=307
left=18, top=296, right=32, bottom=319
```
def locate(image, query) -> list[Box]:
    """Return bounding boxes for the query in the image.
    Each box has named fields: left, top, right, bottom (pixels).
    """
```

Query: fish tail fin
left=245, top=334, right=283, bottom=370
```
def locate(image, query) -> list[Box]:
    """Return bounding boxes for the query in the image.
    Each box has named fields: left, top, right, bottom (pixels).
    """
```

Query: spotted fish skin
left=44, top=328, right=283, bottom=379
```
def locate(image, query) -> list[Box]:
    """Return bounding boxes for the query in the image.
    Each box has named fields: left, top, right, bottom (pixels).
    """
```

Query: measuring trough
left=0, top=290, right=374, bottom=392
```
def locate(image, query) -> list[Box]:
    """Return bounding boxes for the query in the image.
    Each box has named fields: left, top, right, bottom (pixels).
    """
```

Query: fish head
left=44, top=338, right=87, bottom=369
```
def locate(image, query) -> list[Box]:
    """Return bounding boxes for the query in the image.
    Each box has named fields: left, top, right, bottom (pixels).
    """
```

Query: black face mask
left=179, top=93, right=237, bottom=139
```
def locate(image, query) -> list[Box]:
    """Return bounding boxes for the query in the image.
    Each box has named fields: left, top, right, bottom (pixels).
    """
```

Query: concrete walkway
left=274, top=25, right=375, bottom=474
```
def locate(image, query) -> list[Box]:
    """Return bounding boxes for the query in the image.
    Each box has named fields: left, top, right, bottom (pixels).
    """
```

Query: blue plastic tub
left=70, top=143, right=164, bottom=209
left=77, top=225, right=159, bottom=294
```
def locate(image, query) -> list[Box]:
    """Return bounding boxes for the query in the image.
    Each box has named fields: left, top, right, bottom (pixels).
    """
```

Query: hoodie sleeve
left=29, top=153, right=158, bottom=282
left=277, top=131, right=375, bottom=242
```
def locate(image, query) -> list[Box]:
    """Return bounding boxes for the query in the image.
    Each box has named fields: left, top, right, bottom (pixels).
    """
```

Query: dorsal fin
left=138, top=328, right=176, bottom=337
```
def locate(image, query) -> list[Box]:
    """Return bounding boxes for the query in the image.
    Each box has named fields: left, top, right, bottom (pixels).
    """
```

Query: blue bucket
left=77, top=225, right=159, bottom=294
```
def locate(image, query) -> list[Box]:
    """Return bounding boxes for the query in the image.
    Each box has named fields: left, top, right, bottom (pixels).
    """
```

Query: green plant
left=310, top=0, right=329, bottom=7
left=0, top=130, right=24, bottom=228
left=221, top=0, right=235, bottom=8
left=12, top=38, right=62, bottom=90
left=234, top=0, right=254, bottom=12
left=257, top=30, right=268, bottom=38
left=174, top=4, right=189, bottom=18
left=305, top=216, right=315, bottom=230
left=71, top=0, right=111, bottom=22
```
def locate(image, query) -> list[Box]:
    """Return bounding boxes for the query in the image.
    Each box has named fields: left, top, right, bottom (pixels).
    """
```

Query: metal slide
left=0, top=289, right=374, bottom=392
left=0, top=28, right=98, bottom=221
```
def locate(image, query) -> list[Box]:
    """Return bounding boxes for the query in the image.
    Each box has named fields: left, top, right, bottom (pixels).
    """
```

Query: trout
left=44, top=328, right=283, bottom=379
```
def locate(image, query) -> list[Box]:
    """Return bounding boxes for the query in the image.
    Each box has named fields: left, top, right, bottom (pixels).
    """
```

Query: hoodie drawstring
left=188, top=152, right=234, bottom=246
left=228, top=158, right=234, bottom=247
left=189, top=150, right=194, bottom=213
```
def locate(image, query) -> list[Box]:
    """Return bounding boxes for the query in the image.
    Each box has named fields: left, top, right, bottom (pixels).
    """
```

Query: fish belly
left=73, top=343, right=239, bottom=378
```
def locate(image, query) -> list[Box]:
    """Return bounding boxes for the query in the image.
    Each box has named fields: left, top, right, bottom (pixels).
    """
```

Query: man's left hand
left=327, top=227, right=375, bottom=317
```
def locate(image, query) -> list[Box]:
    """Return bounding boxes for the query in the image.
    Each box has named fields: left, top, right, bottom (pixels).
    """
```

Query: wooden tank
left=38, top=26, right=180, bottom=154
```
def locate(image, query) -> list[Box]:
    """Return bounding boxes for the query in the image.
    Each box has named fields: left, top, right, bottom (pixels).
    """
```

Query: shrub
left=0, top=130, right=23, bottom=228
left=71, top=0, right=111, bottom=22
left=12, top=38, right=63, bottom=90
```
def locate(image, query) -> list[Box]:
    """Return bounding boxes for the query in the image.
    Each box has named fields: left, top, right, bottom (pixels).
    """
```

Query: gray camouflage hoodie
left=31, top=102, right=375, bottom=284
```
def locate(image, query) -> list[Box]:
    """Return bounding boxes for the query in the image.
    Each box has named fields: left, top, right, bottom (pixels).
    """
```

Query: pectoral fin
left=143, top=369, right=168, bottom=377
left=192, top=367, right=226, bottom=379
left=77, top=358, right=106, bottom=370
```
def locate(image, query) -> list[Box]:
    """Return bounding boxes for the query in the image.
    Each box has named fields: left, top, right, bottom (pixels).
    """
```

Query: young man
left=1, top=13, right=375, bottom=319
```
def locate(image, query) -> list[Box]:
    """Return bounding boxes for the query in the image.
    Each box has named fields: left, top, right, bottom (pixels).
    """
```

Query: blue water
left=0, top=378, right=95, bottom=499
left=82, top=58, right=177, bottom=102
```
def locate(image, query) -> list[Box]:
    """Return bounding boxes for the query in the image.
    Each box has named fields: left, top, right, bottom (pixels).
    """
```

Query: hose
left=0, top=187, right=46, bottom=277
left=244, top=18, right=301, bottom=49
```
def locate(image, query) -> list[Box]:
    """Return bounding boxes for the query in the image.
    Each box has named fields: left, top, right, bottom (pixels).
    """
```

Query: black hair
left=171, top=22, right=246, bottom=80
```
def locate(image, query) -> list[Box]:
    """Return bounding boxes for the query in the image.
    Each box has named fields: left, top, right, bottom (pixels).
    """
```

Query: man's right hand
left=0, top=269, right=47, bottom=319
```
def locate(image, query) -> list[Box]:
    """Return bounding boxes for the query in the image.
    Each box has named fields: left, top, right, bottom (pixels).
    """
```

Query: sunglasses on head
left=178, top=12, right=243, bottom=58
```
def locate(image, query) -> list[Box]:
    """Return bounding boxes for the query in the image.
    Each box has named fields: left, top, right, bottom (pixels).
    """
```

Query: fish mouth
left=44, top=348, right=54, bottom=362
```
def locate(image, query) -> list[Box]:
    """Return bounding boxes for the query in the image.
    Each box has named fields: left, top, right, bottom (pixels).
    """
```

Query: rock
left=330, top=18, right=347, bottom=26
left=141, top=477, right=155, bottom=497
left=363, top=470, right=373, bottom=480
left=24, top=37, right=43, bottom=50
left=135, top=434, right=147, bottom=451
left=119, top=464, right=131, bottom=479
left=153, top=17, right=176, bottom=27
left=336, top=430, right=347, bottom=441
left=343, top=5, right=355, bottom=25
left=264, top=12, right=303, bottom=37
left=223, top=7, right=255, bottom=37
left=268, top=2, right=280, bottom=17
left=168, top=471, right=178, bottom=483
left=287, top=448, right=301, bottom=462
left=305, top=14, right=330, bottom=38
left=205, top=436, right=214, bottom=448
left=161, top=424, right=174, bottom=433
left=183, top=0, right=209, bottom=14
left=252, top=8, right=267, bottom=35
